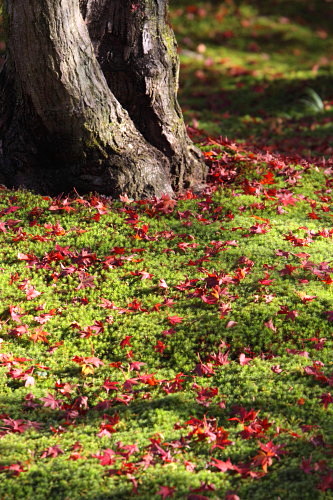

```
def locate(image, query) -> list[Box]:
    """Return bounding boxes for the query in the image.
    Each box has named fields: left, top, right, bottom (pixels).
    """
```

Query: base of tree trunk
left=0, top=0, right=207, bottom=199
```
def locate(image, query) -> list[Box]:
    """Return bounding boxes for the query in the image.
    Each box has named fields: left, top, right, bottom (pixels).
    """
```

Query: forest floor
left=0, top=1, right=333, bottom=499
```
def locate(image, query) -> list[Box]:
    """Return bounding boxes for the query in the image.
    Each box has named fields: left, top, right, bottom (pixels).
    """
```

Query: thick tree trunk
left=0, top=0, right=206, bottom=198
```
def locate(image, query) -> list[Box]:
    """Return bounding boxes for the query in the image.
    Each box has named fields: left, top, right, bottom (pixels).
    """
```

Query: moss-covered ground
left=0, top=1, right=333, bottom=499
left=171, top=0, right=333, bottom=158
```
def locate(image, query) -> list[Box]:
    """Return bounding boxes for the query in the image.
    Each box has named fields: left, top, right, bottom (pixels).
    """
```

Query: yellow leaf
left=81, top=364, right=94, bottom=376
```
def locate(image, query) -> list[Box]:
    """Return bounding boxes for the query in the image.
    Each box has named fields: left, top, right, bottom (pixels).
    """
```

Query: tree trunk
left=0, top=0, right=206, bottom=198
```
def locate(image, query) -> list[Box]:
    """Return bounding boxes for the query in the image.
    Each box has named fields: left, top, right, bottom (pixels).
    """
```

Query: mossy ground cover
left=0, top=143, right=332, bottom=499
left=0, top=1, right=333, bottom=499
left=171, top=0, right=333, bottom=157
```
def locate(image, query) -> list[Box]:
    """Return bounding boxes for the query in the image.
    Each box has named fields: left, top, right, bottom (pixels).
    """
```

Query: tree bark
left=0, top=0, right=206, bottom=198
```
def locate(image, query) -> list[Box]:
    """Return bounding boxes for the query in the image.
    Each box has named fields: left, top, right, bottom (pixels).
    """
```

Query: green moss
left=0, top=2, right=333, bottom=498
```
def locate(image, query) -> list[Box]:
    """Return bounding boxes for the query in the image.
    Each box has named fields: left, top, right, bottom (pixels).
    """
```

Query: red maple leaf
left=8, top=324, right=29, bottom=337
left=278, top=305, right=298, bottom=321
left=193, top=361, right=215, bottom=377
left=90, top=196, right=109, bottom=214
left=209, top=457, right=235, bottom=472
left=41, top=445, right=64, bottom=458
left=225, top=493, right=241, bottom=500
left=29, top=328, right=50, bottom=343
left=258, top=272, right=275, bottom=286
left=68, top=452, right=85, bottom=461
left=8, top=305, right=24, bottom=322
left=239, top=353, right=253, bottom=365
left=154, top=194, right=177, bottom=214
left=92, top=448, right=116, bottom=466
left=116, top=442, right=139, bottom=458
left=120, top=336, right=132, bottom=348
left=307, top=211, right=320, bottom=220
left=320, top=275, right=333, bottom=285
left=300, top=456, right=313, bottom=474
left=207, top=348, right=229, bottom=366
left=252, top=441, right=287, bottom=472
left=99, top=298, right=118, bottom=309
left=249, top=223, right=269, bottom=234
left=97, top=423, right=118, bottom=438
left=317, top=471, right=333, bottom=491
left=40, top=393, right=63, bottom=410
left=129, top=361, right=146, bottom=371
left=276, top=191, right=298, bottom=206
left=130, top=270, right=154, bottom=280
left=127, top=299, right=147, bottom=312
left=1, top=417, right=28, bottom=434
left=154, top=340, right=167, bottom=353
left=34, top=309, right=58, bottom=324
left=156, top=486, right=176, bottom=499
left=25, top=285, right=41, bottom=300
left=229, top=407, right=259, bottom=424
left=78, top=321, right=104, bottom=338
left=190, top=481, right=216, bottom=494
left=49, top=198, right=75, bottom=212
left=76, top=271, right=95, bottom=289
left=193, top=383, right=218, bottom=406
left=219, top=302, right=232, bottom=318
left=6, top=366, right=35, bottom=386
left=0, top=462, right=27, bottom=476
left=264, top=318, right=277, bottom=332
left=279, top=264, right=298, bottom=275
left=72, top=356, right=104, bottom=367
left=240, top=417, right=271, bottom=439
left=167, top=315, right=183, bottom=325
left=297, top=292, right=317, bottom=303
left=102, top=379, right=119, bottom=393
left=320, top=393, right=333, bottom=409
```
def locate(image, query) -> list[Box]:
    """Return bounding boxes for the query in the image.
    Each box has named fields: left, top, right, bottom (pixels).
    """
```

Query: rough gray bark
left=0, top=0, right=206, bottom=198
